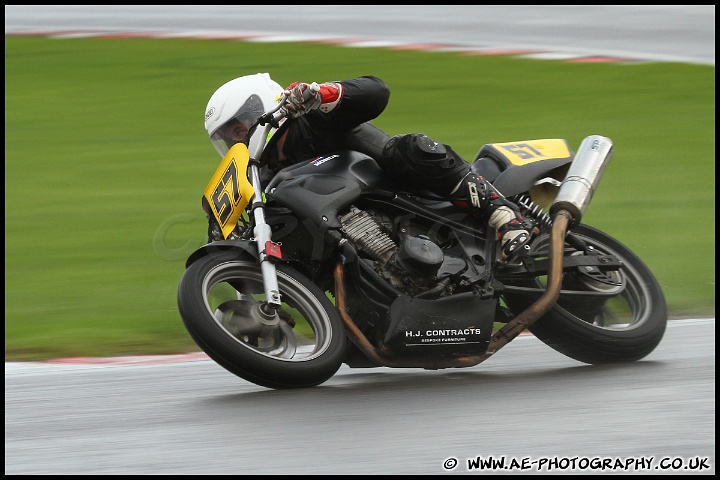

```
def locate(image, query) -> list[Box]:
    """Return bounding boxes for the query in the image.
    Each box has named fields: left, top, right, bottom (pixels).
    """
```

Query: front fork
left=248, top=161, right=282, bottom=310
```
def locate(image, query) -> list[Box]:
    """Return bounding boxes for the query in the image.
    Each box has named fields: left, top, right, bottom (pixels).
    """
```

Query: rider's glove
left=284, top=81, right=344, bottom=118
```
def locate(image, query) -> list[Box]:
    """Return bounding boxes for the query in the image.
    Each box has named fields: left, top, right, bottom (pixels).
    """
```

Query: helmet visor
left=210, top=94, right=264, bottom=156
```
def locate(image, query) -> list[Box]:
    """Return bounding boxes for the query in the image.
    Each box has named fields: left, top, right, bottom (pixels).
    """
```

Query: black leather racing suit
left=260, top=75, right=471, bottom=196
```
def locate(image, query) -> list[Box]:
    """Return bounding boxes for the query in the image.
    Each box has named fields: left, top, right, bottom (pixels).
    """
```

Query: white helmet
left=204, top=73, right=284, bottom=157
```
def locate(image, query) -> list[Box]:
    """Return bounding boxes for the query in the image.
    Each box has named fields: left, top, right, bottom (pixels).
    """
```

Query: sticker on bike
left=488, top=139, right=572, bottom=166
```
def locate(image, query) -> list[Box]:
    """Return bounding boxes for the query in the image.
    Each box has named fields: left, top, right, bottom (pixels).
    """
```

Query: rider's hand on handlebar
left=284, top=82, right=322, bottom=118
left=283, top=81, right=344, bottom=118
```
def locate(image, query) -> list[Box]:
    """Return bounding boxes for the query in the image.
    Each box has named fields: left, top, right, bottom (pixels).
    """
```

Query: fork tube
left=248, top=162, right=282, bottom=309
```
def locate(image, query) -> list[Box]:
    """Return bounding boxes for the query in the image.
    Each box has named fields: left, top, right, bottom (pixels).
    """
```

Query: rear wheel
left=178, top=252, right=345, bottom=389
left=500, top=224, right=667, bottom=364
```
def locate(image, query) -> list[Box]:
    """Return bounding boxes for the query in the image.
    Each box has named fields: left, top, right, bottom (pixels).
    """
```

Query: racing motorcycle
left=177, top=86, right=667, bottom=389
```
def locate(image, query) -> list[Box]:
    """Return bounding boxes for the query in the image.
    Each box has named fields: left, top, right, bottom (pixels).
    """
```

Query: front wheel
left=178, top=252, right=346, bottom=389
left=500, top=224, right=667, bottom=364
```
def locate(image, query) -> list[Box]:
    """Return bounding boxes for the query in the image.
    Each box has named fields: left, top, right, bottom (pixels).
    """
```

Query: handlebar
left=258, top=92, right=289, bottom=127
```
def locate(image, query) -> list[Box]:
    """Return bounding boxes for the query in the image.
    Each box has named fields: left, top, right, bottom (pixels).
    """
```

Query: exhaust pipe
left=550, top=135, right=614, bottom=227
left=475, top=136, right=614, bottom=357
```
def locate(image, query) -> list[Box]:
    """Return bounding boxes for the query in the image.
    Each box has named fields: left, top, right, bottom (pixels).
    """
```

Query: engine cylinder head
left=339, top=207, right=397, bottom=264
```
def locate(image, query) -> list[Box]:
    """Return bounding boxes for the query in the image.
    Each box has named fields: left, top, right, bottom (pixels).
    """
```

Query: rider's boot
left=451, top=172, right=538, bottom=261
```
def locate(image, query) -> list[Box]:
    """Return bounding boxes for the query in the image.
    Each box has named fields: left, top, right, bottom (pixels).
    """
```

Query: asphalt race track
left=5, top=319, right=715, bottom=474
left=4, top=6, right=715, bottom=475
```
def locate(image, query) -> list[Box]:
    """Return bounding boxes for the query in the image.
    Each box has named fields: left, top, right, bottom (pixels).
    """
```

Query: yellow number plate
left=203, top=143, right=255, bottom=239
left=489, top=139, right=572, bottom=166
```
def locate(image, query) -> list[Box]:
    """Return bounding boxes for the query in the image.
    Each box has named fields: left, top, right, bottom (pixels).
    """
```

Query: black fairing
left=268, top=151, right=394, bottom=229
left=381, top=292, right=495, bottom=357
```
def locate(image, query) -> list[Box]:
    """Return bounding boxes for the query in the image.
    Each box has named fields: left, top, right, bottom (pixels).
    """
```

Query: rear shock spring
left=512, top=194, right=553, bottom=232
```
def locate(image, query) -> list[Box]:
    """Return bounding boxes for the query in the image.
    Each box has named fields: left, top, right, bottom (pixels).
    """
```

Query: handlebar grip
left=303, top=82, right=320, bottom=102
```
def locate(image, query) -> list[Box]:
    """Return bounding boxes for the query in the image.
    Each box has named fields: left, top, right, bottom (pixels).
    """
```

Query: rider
left=204, top=73, right=538, bottom=261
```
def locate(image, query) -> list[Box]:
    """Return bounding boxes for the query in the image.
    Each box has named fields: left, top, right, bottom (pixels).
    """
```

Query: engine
left=338, top=205, right=498, bottom=361
left=338, top=206, right=445, bottom=296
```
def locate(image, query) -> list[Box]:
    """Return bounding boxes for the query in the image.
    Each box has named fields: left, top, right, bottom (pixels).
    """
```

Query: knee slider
left=412, top=133, right=448, bottom=160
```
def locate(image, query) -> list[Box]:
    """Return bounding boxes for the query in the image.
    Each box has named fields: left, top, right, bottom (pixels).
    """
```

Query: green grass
left=4, top=35, right=715, bottom=361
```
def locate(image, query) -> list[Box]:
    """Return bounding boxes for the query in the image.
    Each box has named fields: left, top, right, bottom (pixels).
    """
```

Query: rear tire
left=501, top=224, right=667, bottom=364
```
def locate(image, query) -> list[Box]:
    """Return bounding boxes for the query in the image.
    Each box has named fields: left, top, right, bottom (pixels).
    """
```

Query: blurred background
left=4, top=6, right=715, bottom=361
left=5, top=7, right=715, bottom=476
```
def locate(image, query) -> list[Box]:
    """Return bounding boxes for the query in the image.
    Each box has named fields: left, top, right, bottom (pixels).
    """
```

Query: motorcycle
left=177, top=86, right=667, bottom=389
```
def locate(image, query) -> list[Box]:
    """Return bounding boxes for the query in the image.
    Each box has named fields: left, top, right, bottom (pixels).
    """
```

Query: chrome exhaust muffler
left=550, top=135, right=614, bottom=226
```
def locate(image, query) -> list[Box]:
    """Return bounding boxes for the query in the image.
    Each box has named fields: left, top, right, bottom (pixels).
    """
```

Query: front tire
left=178, top=252, right=346, bottom=389
left=501, top=224, right=667, bottom=364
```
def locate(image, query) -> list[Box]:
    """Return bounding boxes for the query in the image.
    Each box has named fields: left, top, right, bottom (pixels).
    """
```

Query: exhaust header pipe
left=550, top=135, right=614, bottom=227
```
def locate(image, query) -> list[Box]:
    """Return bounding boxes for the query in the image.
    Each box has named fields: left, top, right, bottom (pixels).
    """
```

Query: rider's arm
left=329, top=75, right=390, bottom=128
left=286, top=75, right=390, bottom=130
left=278, top=76, right=391, bottom=161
